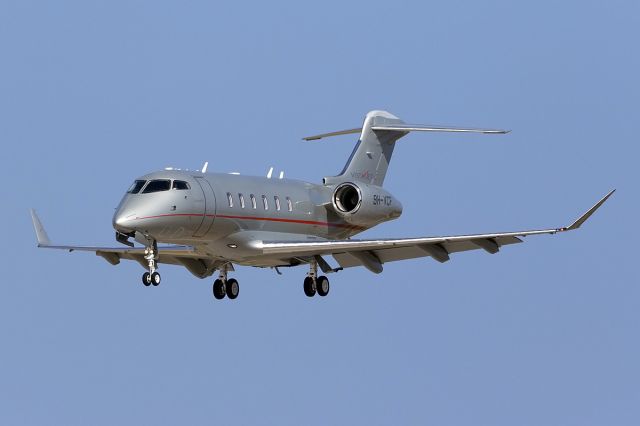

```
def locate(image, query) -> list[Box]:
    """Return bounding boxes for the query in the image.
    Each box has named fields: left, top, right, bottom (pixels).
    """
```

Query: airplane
left=31, top=110, right=614, bottom=300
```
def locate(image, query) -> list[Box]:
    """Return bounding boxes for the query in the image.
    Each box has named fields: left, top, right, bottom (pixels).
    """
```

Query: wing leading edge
left=260, top=190, right=615, bottom=273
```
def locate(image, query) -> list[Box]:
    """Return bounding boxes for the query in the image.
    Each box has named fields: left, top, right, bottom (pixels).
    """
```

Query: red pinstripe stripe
left=135, top=213, right=363, bottom=230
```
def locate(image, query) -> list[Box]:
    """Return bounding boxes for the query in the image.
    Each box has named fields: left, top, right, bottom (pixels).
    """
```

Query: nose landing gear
left=212, top=263, right=240, bottom=300
left=141, top=242, right=161, bottom=287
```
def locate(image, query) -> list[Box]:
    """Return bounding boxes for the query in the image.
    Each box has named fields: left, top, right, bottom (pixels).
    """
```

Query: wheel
left=226, top=278, right=239, bottom=299
left=303, top=276, right=316, bottom=297
left=142, top=272, right=151, bottom=286
left=151, top=272, right=161, bottom=286
left=213, top=279, right=226, bottom=299
left=316, top=276, right=330, bottom=296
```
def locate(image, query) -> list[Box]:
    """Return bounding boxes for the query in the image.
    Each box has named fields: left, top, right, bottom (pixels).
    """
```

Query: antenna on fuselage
left=201, top=162, right=209, bottom=173
left=267, top=167, right=274, bottom=179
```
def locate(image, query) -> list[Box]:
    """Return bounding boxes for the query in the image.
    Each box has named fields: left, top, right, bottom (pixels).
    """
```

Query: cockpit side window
left=127, top=180, right=147, bottom=194
left=142, top=179, right=171, bottom=193
left=173, top=180, right=190, bottom=190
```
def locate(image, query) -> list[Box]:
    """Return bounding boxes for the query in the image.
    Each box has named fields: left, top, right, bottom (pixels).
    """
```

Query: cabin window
left=142, top=180, right=171, bottom=193
left=262, top=195, right=268, bottom=210
left=274, top=196, right=281, bottom=211
left=250, top=194, right=257, bottom=209
left=127, top=180, right=147, bottom=194
left=227, top=192, right=233, bottom=208
left=238, top=193, right=245, bottom=209
left=286, top=196, right=293, bottom=212
left=172, top=180, right=190, bottom=190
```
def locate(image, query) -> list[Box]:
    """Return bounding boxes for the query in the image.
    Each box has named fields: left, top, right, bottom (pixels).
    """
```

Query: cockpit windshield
left=173, top=180, right=190, bottom=190
left=127, top=179, right=189, bottom=195
left=127, top=180, right=147, bottom=194
left=142, top=180, right=171, bottom=193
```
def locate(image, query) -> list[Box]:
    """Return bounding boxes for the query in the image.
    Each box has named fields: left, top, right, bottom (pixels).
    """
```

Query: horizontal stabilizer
left=303, top=123, right=509, bottom=140
left=303, top=128, right=361, bottom=141
left=371, top=123, right=509, bottom=134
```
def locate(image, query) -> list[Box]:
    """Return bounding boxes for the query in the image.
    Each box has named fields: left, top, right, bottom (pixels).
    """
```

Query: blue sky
left=1, top=1, right=638, bottom=424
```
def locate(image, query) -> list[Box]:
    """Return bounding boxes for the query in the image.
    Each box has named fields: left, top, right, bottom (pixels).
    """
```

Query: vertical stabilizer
left=325, top=110, right=408, bottom=187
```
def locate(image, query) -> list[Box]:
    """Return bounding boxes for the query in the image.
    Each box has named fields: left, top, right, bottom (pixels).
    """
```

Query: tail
left=322, top=110, right=406, bottom=186
left=304, top=110, right=509, bottom=187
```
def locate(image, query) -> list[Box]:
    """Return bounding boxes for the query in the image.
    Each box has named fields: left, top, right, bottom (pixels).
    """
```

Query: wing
left=260, top=190, right=615, bottom=273
left=30, top=210, right=220, bottom=278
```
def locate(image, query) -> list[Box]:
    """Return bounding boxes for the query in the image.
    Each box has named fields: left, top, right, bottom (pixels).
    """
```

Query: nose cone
left=113, top=207, right=136, bottom=233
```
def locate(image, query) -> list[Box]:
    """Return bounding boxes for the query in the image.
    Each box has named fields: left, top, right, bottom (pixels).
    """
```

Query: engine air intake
left=333, top=183, right=361, bottom=213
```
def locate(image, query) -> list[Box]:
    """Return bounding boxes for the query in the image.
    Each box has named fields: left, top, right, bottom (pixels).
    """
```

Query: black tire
left=151, top=272, right=161, bottom=286
left=142, top=272, right=151, bottom=286
left=303, top=276, right=316, bottom=297
left=213, top=279, right=226, bottom=299
left=226, top=278, right=239, bottom=299
left=316, top=276, right=330, bottom=296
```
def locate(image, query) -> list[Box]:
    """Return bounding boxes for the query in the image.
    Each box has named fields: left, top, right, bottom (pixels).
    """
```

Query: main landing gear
left=303, top=259, right=330, bottom=297
left=141, top=242, right=161, bottom=287
left=212, top=264, right=240, bottom=300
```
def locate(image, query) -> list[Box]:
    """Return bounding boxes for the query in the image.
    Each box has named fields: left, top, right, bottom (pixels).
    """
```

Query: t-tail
left=304, top=110, right=509, bottom=187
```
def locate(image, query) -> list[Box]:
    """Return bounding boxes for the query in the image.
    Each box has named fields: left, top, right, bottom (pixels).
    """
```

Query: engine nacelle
left=331, top=182, right=403, bottom=227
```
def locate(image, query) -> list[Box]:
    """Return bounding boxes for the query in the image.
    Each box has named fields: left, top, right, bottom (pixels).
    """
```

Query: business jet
left=31, top=110, right=614, bottom=300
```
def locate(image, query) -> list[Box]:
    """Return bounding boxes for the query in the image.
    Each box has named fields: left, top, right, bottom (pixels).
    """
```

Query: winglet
left=30, top=209, right=51, bottom=246
left=561, top=189, right=615, bottom=232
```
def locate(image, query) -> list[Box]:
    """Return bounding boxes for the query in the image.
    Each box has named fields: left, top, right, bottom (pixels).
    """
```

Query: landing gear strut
left=141, top=241, right=161, bottom=286
left=212, top=264, right=240, bottom=300
left=303, top=259, right=329, bottom=297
